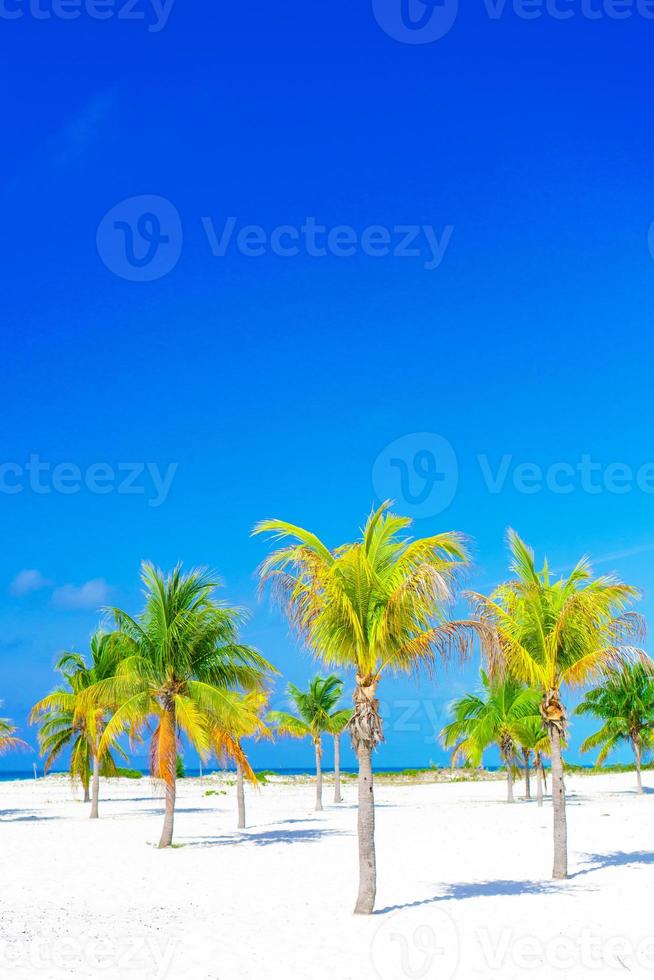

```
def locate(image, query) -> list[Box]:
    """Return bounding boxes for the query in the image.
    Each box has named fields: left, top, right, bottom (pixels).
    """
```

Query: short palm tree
left=0, top=706, right=28, bottom=756
left=233, top=691, right=270, bottom=830
left=268, top=675, right=349, bottom=811
left=254, top=502, right=471, bottom=914
left=574, top=663, right=654, bottom=793
left=84, top=562, right=273, bottom=847
left=513, top=716, right=550, bottom=805
left=468, top=530, right=647, bottom=878
left=30, top=632, right=124, bottom=817
left=441, top=671, right=541, bottom=802
left=324, top=696, right=352, bottom=804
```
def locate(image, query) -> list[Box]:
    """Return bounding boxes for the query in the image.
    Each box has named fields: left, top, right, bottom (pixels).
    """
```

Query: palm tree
left=30, top=632, right=124, bottom=817
left=0, top=707, right=28, bottom=756
left=254, top=501, right=471, bottom=914
left=324, top=698, right=352, bottom=804
left=268, top=675, right=349, bottom=811
left=233, top=692, right=270, bottom=830
left=85, top=562, right=273, bottom=847
left=574, top=663, right=654, bottom=793
left=468, top=530, right=646, bottom=879
left=513, top=716, right=550, bottom=804
left=441, top=671, right=541, bottom=802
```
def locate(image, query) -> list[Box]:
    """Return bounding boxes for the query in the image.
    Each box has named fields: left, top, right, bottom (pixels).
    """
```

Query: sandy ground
left=1, top=770, right=653, bottom=980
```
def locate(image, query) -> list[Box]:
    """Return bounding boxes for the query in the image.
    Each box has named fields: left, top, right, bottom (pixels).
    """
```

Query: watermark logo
left=371, top=910, right=459, bottom=980
left=97, top=195, right=182, bottom=282
left=373, top=433, right=458, bottom=518
left=372, top=0, right=459, bottom=43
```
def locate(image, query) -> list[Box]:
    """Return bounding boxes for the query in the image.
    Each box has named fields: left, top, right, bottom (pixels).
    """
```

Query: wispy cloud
left=48, top=90, right=119, bottom=167
left=9, top=569, right=52, bottom=597
left=4, top=89, right=119, bottom=195
left=52, top=578, right=112, bottom=611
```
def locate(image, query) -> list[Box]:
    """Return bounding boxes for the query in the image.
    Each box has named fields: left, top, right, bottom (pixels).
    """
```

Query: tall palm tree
left=268, top=675, right=349, bottom=811
left=254, top=502, right=471, bottom=914
left=468, top=530, right=646, bottom=879
left=84, top=562, right=273, bottom=847
left=441, top=671, right=541, bottom=802
left=0, top=706, right=28, bottom=756
left=30, top=632, right=124, bottom=817
left=574, top=663, right=654, bottom=793
left=513, top=716, right=550, bottom=804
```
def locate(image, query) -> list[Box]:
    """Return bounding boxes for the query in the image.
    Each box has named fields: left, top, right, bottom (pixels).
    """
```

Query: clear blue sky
left=2, top=2, right=654, bottom=771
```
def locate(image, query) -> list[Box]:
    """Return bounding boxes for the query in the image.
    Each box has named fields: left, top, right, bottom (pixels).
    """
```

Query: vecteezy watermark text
left=374, top=433, right=654, bottom=517
left=0, top=0, right=174, bottom=30
left=96, top=194, right=454, bottom=281
left=0, top=935, right=178, bottom=976
left=201, top=216, right=453, bottom=271
left=0, top=455, right=177, bottom=508
left=372, top=0, right=654, bottom=44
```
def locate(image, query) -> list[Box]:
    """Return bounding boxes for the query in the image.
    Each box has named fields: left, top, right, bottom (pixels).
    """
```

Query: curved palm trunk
left=333, top=733, right=343, bottom=803
left=236, top=760, right=246, bottom=828
left=83, top=775, right=91, bottom=803
left=90, top=751, right=100, bottom=819
left=350, top=676, right=383, bottom=915
left=523, top=749, right=531, bottom=800
left=315, top=738, right=323, bottom=811
left=633, top=737, right=643, bottom=794
left=536, top=752, right=544, bottom=807
left=549, top=723, right=568, bottom=879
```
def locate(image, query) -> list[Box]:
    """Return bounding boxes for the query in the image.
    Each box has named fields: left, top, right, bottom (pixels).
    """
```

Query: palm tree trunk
left=523, top=749, right=531, bottom=800
left=505, top=754, right=514, bottom=803
left=355, top=741, right=376, bottom=914
left=236, top=760, right=246, bottom=828
left=350, top=675, right=382, bottom=915
left=315, top=739, right=323, bottom=811
left=549, top=724, right=568, bottom=879
left=83, top=775, right=91, bottom=803
left=158, top=707, right=177, bottom=848
left=536, top=752, right=544, bottom=807
left=90, top=751, right=100, bottom=819
left=159, top=770, right=176, bottom=848
left=633, top=738, right=643, bottom=794
left=333, top=733, right=343, bottom=803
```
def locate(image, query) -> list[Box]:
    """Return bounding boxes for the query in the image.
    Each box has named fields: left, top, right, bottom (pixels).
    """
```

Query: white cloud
left=10, top=570, right=52, bottom=597
left=52, top=578, right=112, bottom=611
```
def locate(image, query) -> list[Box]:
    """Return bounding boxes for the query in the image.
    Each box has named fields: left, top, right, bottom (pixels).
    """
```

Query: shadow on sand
left=0, top=809, right=59, bottom=822
left=182, top=826, right=349, bottom=848
left=377, top=849, right=654, bottom=914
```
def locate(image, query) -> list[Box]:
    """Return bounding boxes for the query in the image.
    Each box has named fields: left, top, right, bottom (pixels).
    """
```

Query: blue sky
left=2, top=2, right=654, bottom=771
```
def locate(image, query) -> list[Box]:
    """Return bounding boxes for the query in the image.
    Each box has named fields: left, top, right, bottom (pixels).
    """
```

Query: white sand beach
left=1, top=771, right=652, bottom=980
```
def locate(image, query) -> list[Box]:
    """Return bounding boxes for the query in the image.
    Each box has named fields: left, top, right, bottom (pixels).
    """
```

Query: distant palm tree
left=233, top=692, right=271, bottom=830
left=0, top=707, right=28, bottom=756
left=30, top=632, right=124, bottom=816
left=269, top=675, right=349, bottom=811
left=441, top=671, right=541, bottom=802
left=82, top=563, right=274, bottom=847
left=468, top=530, right=647, bottom=878
left=513, top=716, right=550, bottom=805
left=325, top=697, right=352, bottom=804
left=574, top=663, right=654, bottom=793
left=254, top=502, right=471, bottom=914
